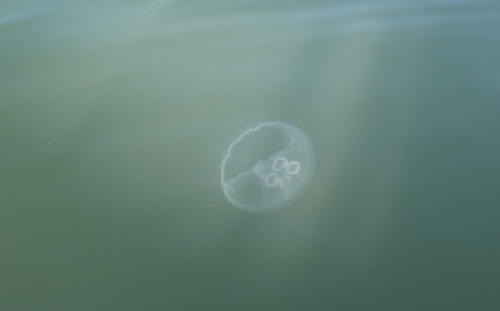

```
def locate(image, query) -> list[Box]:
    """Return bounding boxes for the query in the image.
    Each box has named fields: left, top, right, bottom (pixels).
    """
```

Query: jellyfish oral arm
left=222, top=168, right=253, bottom=192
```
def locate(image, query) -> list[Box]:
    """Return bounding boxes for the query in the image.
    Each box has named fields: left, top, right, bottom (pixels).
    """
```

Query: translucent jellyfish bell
left=220, top=122, right=315, bottom=212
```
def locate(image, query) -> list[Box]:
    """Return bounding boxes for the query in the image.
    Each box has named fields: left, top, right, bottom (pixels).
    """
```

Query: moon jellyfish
left=220, top=122, right=315, bottom=212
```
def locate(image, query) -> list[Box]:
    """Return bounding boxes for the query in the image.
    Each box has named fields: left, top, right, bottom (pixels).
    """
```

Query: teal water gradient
left=1, top=0, right=499, bottom=310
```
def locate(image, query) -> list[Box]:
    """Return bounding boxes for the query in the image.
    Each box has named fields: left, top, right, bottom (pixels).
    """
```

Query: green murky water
left=1, top=0, right=499, bottom=310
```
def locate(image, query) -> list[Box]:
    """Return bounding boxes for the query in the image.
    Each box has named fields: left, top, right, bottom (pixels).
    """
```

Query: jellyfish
left=220, top=122, right=315, bottom=212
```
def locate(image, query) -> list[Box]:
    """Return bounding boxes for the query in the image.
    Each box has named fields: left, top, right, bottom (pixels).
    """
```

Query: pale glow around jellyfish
left=220, top=122, right=315, bottom=213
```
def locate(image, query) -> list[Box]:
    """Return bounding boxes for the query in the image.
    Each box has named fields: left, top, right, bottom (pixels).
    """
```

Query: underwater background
left=1, top=0, right=499, bottom=310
